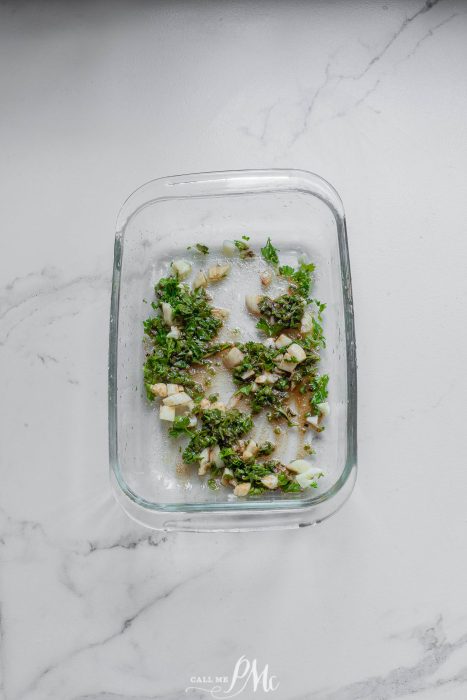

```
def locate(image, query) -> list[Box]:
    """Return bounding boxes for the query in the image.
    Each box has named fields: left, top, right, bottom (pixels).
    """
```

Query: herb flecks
left=257, top=294, right=305, bottom=336
left=235, top=240, right=255, bottom=258
left=143, top=277, right=224, bottom=396
left=279, top=262, right=315, bottom=298
left=183, top=409, right=253, bottom=464
left=261, top=238, right=279, bottom=266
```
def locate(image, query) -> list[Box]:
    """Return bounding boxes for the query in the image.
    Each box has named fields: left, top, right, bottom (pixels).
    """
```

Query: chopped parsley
left=143, top=277, right=224, bottom=397
left=235, top=239, right=255, bottom=258
left=183, top=409, right=253, bottom=464
left=309, top=374, right=329, bottom=415
left=195, top=243, right=209, bottom=255
left=257, top=293, right=305, bottom=336
left=261, top=238, right=279, bottom=266
left=279, top=262, right=315, bottom=298
left=168, top=416, right=195, bottom=438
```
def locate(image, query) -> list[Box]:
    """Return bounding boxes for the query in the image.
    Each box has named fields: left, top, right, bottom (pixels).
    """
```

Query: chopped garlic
left=200, top=398, right=225, bottom=411
left=150, top=383, right=167, bottom=398
left=224, top=346, right=245, bottom=368
left=260, top=270, right=272, bottom=286
left=171, top=259, right=192, bottom=279
left=241, top=369, right=255, bottom=380
left=245, top=295, right=262, bottom=315
left=261, top=474, right=278, bottom=489
left=212, top=307, right=229, bottom=320
left=264, top=337, right=276, bottom=348
left=317, top=401, right=330, bottom=417
left=221, top=467, right=234, bottom=485
left=276, top=357, right=297, bottom=373
left=275, top=334, right=293, bottom=349
left=301, top=309, right=313, bottom=334
left=161, top=302, right=173, bottom=325
left=296, top=468, right=324, bottom=489
left=227, top=394, right=241, bottom=409
left=242, top=440, right=258, bottom=460
left=209, top=444, right=224, bottom=468
left=208, top=263, right=230, bottom=282
left=188, top=416, right=198, bottom=428
left=198, top=447, right=211, bottom=475
left=233, top=482, right=251, bottom=497
left=167, top=384, right=184, bottom=396
left=162, top=391, right=192, bottom=407
left=193, top=270, right=208, bottom=289
left=167, top=326, right=181, bottom=339
left=287, top=459, right=312, bottom=474
left=159, top=405, right=175, bottom=422
left=255, top=372, right=279, bottom=385
left=210, top=401, right=226, bottom=412
left=287, top=343, right=306, bottom=363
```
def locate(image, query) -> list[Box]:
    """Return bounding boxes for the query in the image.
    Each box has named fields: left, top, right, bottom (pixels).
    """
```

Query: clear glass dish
left=109, top=169, right=357, bottom=531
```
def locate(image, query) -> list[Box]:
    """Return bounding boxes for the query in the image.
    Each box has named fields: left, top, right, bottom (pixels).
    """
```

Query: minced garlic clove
left=233, top=482, right=251, bottom=497
left=260, top=270, right=272, bottom=286
left=245, top=295, right=262, bottom=315
left=171, top=259, right=192, bottom=279
left=275, top=334, right=293, bottom=349
left=150, top=383, right=168, bottom=398
left=161, top=302, right=173, bottom=325
left=208, top=263, right=230, bottom=282
left=162, top=392, right=192, bottom=407
left=193, top=270, right=208, bottom=289
left=159, top=405, right=175, bottom=422
left=261, top=474, right=279, bottom=489
left=167, top=384, right=184, bottom=395
left=224, top=346, right=245, bottom=368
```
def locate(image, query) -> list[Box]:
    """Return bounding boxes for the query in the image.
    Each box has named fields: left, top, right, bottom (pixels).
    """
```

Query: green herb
left=309, top=374, right=329, bottom=414
left=207, top=478, right=219, bottom=490
left=261, top=238, right=279, bottom=266
left=168, top=416, right=195, bottom=438
left=234, top=240, right=249, bottom=252
left=235, top=240, right=255, bottom=259
left=242, top=235, right=250, bottom=241
left=249, top=485, right=265, bottom=495
left=257, top=293, right=305, bottom=335
left=233, top=341, right=280, bottom=379
left=279, top=262, right=315, bottom=298
left=195, top=243, right=209, bottom=255
left=183, top=409, right=253, bottom=464
left=257, top=441, right=275, bottom=456
left=225, top=458, right=278, bottom=486
left=277, top=472, right=302, bottom=492
left=143, top=277, right=225, bottom=394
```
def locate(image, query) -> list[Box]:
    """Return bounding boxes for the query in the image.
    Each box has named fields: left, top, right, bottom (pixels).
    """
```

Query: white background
left=1, top=1, right=467, bottom=698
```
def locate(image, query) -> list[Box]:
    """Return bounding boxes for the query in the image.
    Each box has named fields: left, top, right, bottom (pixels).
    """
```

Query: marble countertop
left=2, top=1, right=467, bottom=698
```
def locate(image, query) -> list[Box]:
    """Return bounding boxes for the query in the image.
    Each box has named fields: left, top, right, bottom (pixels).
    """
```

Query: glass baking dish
left=109, top=169, right=357, bottom=531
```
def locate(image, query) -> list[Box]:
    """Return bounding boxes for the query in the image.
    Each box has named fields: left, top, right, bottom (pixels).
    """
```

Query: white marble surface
left=1, top=1, right=467, bottom=698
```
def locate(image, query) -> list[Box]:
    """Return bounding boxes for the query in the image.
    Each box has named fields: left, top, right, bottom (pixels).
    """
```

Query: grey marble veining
left=1, top=0, right=467, bottom=698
